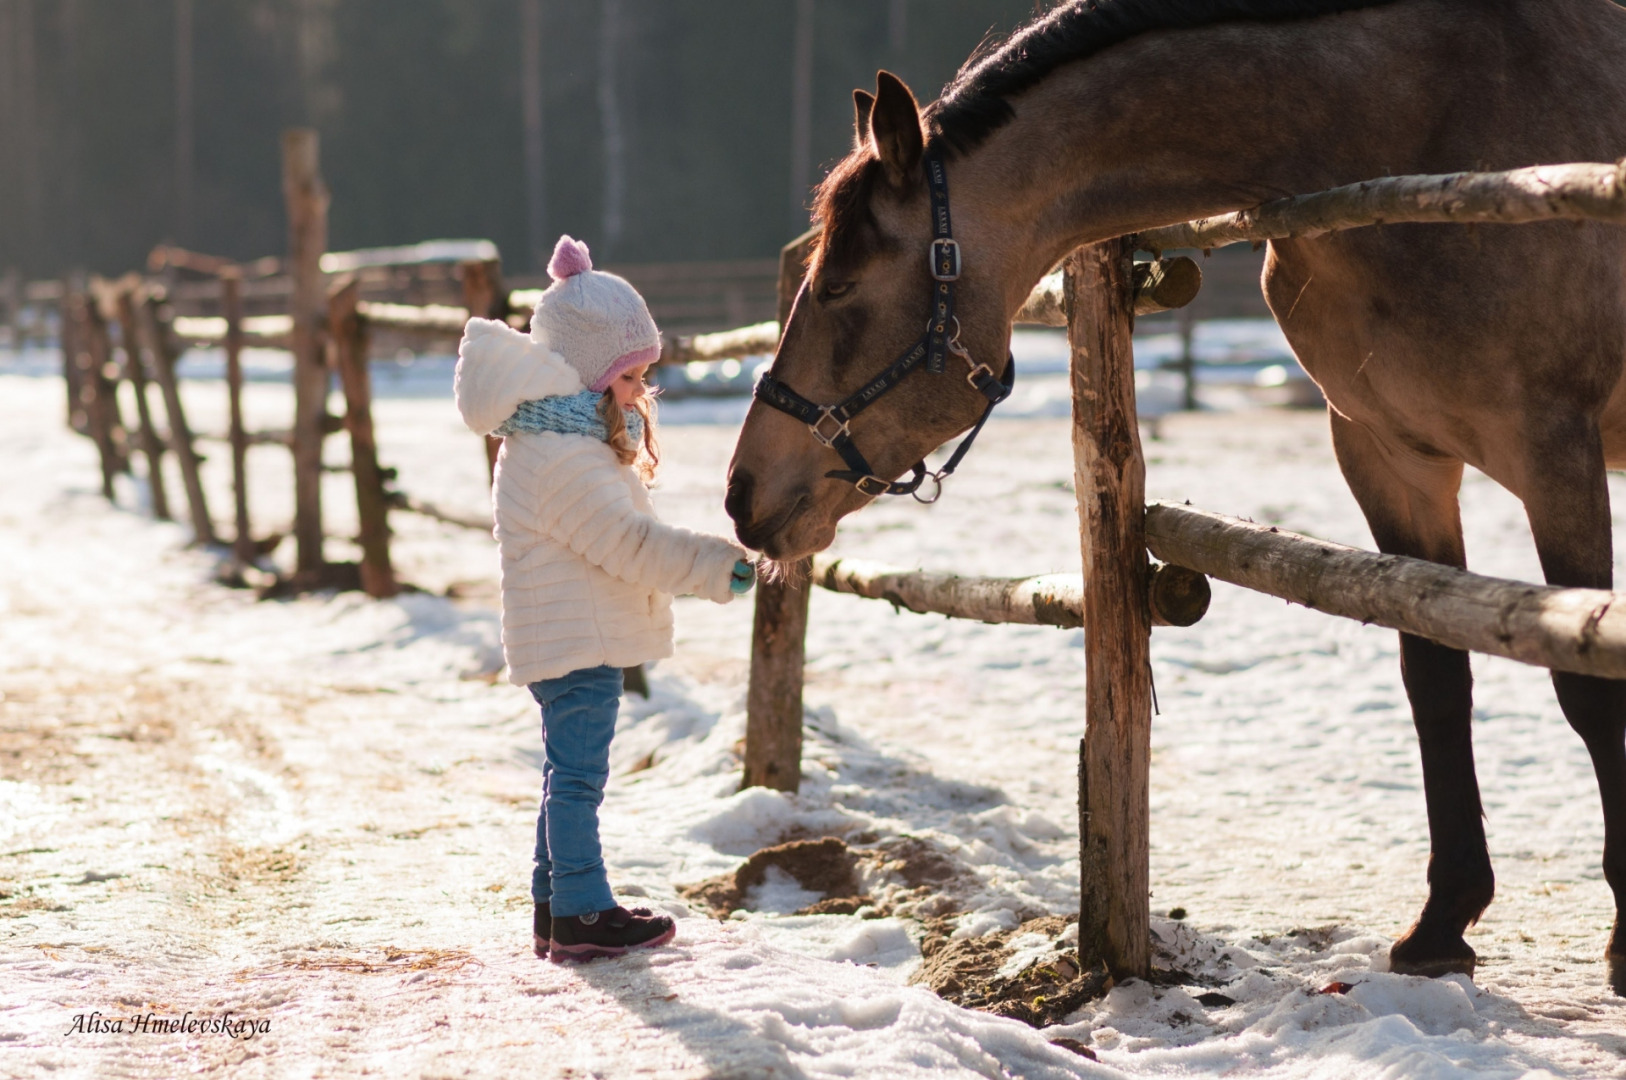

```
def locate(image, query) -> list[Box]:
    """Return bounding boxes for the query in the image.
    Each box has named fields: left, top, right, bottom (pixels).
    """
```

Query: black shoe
left=533, top=902, right=551, bottom=958
left=550, top=904, right=675, bottom=962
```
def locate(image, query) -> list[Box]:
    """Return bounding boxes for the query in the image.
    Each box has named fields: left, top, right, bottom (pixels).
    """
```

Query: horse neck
left=949, top=1, right=1595, bottom=308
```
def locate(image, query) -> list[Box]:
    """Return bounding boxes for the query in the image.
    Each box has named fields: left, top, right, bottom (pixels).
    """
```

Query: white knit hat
left=529, top=235, right=660, bottom=393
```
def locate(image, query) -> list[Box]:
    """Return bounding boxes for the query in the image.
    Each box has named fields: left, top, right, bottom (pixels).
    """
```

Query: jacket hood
left=454, top=317, right=586, bottom=436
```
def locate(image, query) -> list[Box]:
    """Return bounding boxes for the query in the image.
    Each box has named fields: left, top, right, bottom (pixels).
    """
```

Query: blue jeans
left=529, top=666, right=621, bottom=917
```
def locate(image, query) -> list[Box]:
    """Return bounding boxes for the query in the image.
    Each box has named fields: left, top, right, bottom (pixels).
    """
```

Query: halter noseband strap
left=753, top=150, right=1015, bottom=503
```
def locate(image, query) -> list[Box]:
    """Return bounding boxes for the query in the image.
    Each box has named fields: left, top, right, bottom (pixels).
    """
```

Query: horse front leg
left=1330, top=412, right=1493, bottom=978
left=1519, top=422, right=1626, bottom=995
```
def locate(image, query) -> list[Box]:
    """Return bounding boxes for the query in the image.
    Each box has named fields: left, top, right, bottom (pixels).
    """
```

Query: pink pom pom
left=548, top=235, right=593, bottom=281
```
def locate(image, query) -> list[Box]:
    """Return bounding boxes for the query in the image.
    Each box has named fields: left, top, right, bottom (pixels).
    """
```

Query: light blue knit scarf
left=494, top=389, right=644, bottom=444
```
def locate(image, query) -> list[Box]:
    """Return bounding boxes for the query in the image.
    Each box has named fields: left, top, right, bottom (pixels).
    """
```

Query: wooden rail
left=810, top=554, right=1210, bottom=629
left=1145, top=502, right=1626, bottom=679
left=1136, top=159, right=1626, bottom=253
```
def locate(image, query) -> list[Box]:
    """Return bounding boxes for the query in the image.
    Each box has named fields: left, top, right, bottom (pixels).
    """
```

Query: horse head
left=726, top=72, right=1021, bottom=561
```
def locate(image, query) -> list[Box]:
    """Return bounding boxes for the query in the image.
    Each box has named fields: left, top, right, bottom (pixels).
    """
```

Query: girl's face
left=610, top=364, right=650, bottom=409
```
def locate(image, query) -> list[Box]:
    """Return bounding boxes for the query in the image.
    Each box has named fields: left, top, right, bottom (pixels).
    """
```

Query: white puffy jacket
left=454, top=317, right=746, bottom=685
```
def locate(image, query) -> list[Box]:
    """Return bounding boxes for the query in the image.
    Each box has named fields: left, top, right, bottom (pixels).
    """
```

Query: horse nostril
left=724, top=471, right=755, bottom=527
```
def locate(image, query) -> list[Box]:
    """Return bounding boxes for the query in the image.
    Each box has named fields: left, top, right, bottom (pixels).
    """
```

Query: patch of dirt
left=680, top=837, right=873, bottom=917
left=874, top=836, right=963, bottom=889
left=909, top=914, right=1113, bottom=1028
left=862, top=835, right=986, bottom=919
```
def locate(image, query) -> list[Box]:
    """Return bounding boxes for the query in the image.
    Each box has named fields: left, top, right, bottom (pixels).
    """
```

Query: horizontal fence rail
left=810, top=554, right=1210, bottom=629
left=1136, top=159, right=1626, bottom=252
left=1145, top=501, right=1626, bottom=679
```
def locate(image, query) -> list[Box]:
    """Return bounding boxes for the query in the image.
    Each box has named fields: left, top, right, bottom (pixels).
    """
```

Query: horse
left=724, top=0, right=1626, bottom=992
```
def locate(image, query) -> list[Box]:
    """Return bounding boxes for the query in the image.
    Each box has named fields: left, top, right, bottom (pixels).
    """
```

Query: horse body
left=726, top=0, right=1626, bottom=990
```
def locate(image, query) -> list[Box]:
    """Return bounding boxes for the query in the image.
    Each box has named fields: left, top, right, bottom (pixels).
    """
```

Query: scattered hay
left=909, top=914, right=1112, bottom=1028
left=217, top=846, right=303, bottom=887
left=250, top=947, right=480, bottom=978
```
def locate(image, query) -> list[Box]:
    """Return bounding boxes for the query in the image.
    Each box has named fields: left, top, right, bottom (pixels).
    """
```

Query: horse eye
left=819, top=281, right=853, bottom=301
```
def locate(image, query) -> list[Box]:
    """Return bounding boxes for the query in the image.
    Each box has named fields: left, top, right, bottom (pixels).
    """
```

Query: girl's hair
left=598, top=389, right=660, bottom=482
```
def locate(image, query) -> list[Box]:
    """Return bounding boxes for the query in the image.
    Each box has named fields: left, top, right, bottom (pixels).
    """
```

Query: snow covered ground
left=2, top=333, right=1624, bottom=1078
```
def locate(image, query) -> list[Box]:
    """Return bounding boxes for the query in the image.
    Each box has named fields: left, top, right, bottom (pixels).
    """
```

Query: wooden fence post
left=69, top=289, right=127, bottom=499
left=283, top=129, right=331, bottom=578
left=111, top=284, right=172, bottom=522
left=329, top=275, right=397, bottom=599
left=1066, top=237, right=1153, bottom=980
left=459, top=258, right=508, bottom=486
left=59, top=278, right=85, bottom=433
left=1, top=268, right=20, bottom=348
left=222, top=268, right=256, bottom=566
left=142, top=290, right=216, bottom=545
left=741, top=227, right=819, bottom=793
left=1177, top=301, right=1198, bottom=411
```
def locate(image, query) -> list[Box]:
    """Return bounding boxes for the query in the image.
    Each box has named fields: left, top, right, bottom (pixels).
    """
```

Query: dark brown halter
left=753, top=150, right=1015, bottom=504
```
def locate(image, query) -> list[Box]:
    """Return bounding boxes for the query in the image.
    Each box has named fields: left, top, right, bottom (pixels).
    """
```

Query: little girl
left=454, top=235, right=754, bottom=962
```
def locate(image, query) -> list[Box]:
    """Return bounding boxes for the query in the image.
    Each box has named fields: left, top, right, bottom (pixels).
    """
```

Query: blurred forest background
left=0, top=0, right=1043, bottom=280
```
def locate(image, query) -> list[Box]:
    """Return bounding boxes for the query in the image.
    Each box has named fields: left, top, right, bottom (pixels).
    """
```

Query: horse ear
left=852, top=89, right=875, bottom=149
left=868, top=71, right=923, bottom=187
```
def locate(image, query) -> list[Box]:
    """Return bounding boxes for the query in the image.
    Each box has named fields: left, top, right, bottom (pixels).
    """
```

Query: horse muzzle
left=724, top=470, right=826, bottom=559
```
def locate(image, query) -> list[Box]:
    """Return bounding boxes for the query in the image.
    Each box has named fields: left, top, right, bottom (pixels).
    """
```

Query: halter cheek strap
left=753, top=150, right=1015, bottom=503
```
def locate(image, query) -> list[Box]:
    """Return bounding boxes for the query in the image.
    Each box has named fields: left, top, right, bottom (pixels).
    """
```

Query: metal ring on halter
left=947, top=319, right=977, bottom=367
left=912, top=470, right=945, bottom=505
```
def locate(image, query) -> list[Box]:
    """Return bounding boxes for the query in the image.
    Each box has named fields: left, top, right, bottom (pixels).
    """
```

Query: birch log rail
left=1145, top=502, right=1626, bottom=679
left=1135, top=159, right=1626, bottom=253
left=810, top=554, right=1210, bottom=629
left=659, top=320, right=781, bottom=366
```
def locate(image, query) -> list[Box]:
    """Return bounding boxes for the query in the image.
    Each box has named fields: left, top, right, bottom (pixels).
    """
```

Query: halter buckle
left=966, top=362, right=995, bottom=389
left=929, top=238, right=962, bottom=282
left=809, top=407, right=851, bottom=448
left=854, top=475, right=892, bottom=497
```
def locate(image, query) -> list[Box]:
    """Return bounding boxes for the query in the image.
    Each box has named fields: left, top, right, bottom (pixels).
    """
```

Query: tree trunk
left=1067, top=238, right=1152, bottom=981
left=173, top=0, right=194, bottom=245
left=597, top=0, right=626, bottom=254
left=788, top=0, right=815, bottom=234
left=519, top=0, right=547, bottom=272
left=282, top=129, right=330, bottom=576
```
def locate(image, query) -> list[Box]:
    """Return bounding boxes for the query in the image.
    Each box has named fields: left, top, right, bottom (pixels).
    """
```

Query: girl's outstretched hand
left=729, top=559, right=757, bottom=595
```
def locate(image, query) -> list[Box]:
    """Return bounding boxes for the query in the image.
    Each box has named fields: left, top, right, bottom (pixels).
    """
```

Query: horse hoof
left=1608, top=955, right=1625, bottom=998
left=1388, top=935, right=1476, bottom=980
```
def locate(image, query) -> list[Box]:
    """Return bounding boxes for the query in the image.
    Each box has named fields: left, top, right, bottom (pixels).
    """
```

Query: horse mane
left=927, top=0, right=1402, bottom=156
left=810, top=0, right=1400, bottom=273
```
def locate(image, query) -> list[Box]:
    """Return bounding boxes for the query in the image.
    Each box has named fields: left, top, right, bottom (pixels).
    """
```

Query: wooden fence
left=740, top=157, right=1626, bottom=981
left=39, top=130, right=779, bottom=599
